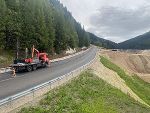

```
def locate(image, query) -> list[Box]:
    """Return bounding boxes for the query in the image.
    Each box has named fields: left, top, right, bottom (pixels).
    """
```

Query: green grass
left=100, top=56, right=150, bottom=106
left=19, top=71, right=150, bottom=113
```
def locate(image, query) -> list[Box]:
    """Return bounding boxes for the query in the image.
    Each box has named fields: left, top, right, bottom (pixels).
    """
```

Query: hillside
left=89, top=32, right=117, bottom=49
left=19, top=72, right=150, bottom=113
left=2, top=0, right=150, bottom=54
left=0, top=0, right=120, bottom=57
left=100, top=49, right=150, bottom=83
left=0, top=0, right=90, bottom=55
left=118, top=31, right=150, bottom=49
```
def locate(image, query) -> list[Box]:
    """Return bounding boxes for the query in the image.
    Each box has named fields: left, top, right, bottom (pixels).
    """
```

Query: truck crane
left=10, top=45, right=50, bottom=72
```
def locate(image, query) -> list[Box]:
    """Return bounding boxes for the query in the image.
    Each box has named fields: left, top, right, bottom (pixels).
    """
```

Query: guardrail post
left=66, top=74, right=69, bottom=82
left=71, top=72, right=73, bottom=79
left=31, top=89, right=35, bottom=99
left=80, top=67, right=82, bottom=72
left=8, top=97, right=13, bottom=109
left=68, top=73, right=70, bottom=81
left=66, top=74, right=68, bottom=83
left=57, top=78, right=60, bottom=86
left=49, top=82, right=51, bottom=90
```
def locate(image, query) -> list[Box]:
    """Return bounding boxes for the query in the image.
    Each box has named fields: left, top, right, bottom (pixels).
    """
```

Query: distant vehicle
left=10, top=45, right=50, bottom=72
left=112, top=49, right=118, bottom=51
left=81, top=47, right=87, bottom=50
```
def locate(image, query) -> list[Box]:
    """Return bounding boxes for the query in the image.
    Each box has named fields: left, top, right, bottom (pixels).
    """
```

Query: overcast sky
left=59, top=0, right=150, bottom=43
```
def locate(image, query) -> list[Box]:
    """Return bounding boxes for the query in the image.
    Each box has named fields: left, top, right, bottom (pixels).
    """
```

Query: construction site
left=101, top=49, right=150, bottom=83
left=1, top=0, right=150, bottom=112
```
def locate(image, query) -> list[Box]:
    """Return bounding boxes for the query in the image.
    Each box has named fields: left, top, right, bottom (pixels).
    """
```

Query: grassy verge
left=100, top=56, right=150, bottom=106
left=0, top=59, right=12, bottom=68
left=19, top=71, right=150, bottom=113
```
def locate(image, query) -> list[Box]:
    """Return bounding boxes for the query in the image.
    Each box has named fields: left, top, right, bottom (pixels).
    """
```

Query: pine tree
left=0, top=0, right=91, bottom=54
left=0, top=0, right=7, bottom=49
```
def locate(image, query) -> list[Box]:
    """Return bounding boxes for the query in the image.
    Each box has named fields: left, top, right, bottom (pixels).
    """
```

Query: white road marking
left=0, top=75, right=24, bottom=83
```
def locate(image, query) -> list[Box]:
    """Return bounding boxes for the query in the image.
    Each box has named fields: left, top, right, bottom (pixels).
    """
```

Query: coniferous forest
left=0, top=0, right=91, bottom=54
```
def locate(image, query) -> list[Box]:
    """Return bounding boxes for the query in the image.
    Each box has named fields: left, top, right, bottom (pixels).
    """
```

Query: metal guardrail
left=0, top=48, right=97, bottom=113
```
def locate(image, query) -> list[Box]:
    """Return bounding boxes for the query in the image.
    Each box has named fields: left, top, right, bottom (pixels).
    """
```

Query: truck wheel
left=46, top=62, right=49, bottom=67
left=33, top=65, right=37, bottom=71
left=26, top=65, right=32, bottom=72
left=42, top=62, right=46, bottom=68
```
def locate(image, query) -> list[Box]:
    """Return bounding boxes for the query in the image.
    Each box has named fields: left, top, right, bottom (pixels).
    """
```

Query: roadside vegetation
left=0, top=0, right=91, bottom=55
left=100, top=56, right=150, bottom=106
left=0, top=50, right=13, bottom=68
left=19, top=71, right=150, bottom=113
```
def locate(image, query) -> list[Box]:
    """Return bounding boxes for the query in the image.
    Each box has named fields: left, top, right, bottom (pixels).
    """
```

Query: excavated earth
left=100, top=49, right=150, bottom=83
left=90, top=52, right=149, bottom=106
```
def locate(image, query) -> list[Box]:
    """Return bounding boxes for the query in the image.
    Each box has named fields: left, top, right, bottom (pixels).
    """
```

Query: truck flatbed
left=10, top=61, right=46, bottom=72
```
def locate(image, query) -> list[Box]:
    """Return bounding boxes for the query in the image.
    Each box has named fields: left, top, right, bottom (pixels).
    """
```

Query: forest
left=0, top=0, right=91, bottom=55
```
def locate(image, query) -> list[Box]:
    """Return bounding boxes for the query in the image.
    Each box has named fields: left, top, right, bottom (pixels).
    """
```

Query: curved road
left=0, top=47, right=97, bottom=100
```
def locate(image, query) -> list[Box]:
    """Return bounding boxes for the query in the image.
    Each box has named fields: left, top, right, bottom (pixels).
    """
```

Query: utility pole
left=16, top=37, right=19, bottom=59
left=25, top=48, right=28, bottom=58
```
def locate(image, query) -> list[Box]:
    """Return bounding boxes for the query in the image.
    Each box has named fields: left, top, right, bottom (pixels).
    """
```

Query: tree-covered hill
left=0, top=0, right=90, bottom=54
left=89, top=32, right=117, bottom=49
left=118, top=31, right=150, bottom=49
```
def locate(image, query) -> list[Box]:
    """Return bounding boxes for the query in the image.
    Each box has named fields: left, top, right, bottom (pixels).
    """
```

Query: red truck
left=10, top=45, right=50, bottom=72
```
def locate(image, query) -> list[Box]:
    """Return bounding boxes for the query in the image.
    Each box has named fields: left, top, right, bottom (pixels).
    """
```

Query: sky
left=59, top=0, right=150, bottom=43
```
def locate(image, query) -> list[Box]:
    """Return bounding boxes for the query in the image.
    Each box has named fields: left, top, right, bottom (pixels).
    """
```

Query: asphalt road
left=0, top=47, right=97, bottom=100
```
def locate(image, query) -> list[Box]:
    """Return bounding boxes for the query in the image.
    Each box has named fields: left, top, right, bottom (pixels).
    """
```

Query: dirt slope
left=90, top=53, right=149, bottom=106
left=101, top=50, right=150, bottom=83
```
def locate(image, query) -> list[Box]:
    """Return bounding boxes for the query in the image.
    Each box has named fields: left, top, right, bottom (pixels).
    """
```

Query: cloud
left=88, top=6, right=150, bottom=42
left=60, top=0, right=150, bottom=42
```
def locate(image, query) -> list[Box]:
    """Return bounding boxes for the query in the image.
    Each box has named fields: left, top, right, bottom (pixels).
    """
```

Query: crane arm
left=32, top=45, right=40, bottom=58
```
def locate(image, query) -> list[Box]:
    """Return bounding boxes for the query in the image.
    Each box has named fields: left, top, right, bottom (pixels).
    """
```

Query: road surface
left=0, top=47, right=97, bottom=100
